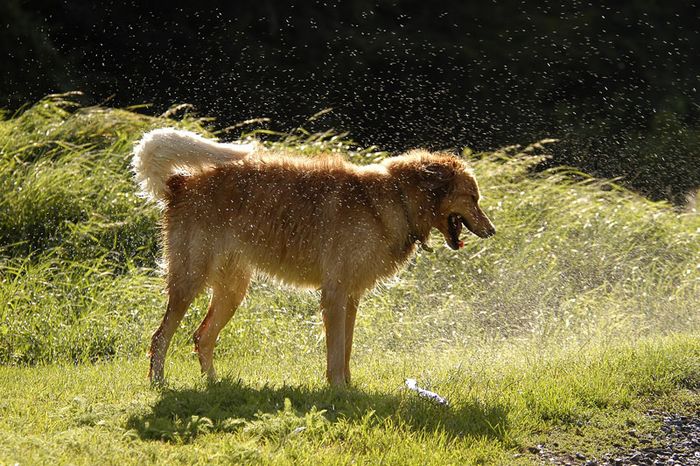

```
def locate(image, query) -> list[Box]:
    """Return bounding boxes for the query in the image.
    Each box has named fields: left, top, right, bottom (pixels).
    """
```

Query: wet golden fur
left=134, top=129, right=495, bottom=386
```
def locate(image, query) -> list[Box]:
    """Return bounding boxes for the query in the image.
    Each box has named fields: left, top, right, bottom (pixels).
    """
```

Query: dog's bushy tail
left=132, top=128, right=256, bottom=202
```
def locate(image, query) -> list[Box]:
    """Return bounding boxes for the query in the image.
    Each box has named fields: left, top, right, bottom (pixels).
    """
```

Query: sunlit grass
left=0, top=336, right=697, bottom=464
left=0, top=95, right=698, bottom=464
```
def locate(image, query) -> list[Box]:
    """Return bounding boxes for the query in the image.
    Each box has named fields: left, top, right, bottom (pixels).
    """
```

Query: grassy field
left=1, top=95, right=698, bottom=464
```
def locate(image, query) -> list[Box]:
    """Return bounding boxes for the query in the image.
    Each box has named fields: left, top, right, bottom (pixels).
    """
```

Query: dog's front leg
left=321, top=287, right=347, bottom=387
left=344, top=295, right=360, bottom=385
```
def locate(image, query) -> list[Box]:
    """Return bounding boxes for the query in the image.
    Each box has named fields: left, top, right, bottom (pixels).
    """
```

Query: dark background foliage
left=2, top=0, right=698, bottom=202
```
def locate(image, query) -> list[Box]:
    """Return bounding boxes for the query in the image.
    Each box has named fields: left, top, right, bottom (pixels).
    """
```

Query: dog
left=132, top=128, right=495, bottom=386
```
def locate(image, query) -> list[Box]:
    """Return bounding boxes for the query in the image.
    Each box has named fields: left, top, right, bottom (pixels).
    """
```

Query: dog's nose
left=482, top=225, right=496, bottom=238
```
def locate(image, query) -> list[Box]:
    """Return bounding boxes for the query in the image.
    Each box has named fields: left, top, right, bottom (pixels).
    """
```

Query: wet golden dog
left=132, top=129, right=495, bottom=386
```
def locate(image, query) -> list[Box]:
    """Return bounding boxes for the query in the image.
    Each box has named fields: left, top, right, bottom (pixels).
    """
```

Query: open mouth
left=446, top=213, right=465, bottom=250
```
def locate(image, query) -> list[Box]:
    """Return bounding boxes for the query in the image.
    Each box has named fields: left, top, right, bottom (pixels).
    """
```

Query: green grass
left=0, top=337, right=697, bottom=464
left=0, top=95, right=698, bottom=464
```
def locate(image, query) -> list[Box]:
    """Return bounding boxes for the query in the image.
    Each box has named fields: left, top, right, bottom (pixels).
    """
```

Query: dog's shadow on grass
left=126, top=378, right=510, bottom=444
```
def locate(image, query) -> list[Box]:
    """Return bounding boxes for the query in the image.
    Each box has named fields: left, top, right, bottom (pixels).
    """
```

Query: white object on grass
left=405, top=378, right=449, bottom=406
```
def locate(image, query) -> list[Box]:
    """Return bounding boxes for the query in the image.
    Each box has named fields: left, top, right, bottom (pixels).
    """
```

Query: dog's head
left=394, top=151, right=496, bottom=250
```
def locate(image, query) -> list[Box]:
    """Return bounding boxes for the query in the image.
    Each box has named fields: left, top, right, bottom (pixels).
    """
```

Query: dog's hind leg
left=321, top=286, right=349, bottom=387
left=149, top=235, right=208, bottom=385
left=193, top=268, right=251, bottom=381
left=344, top=295, right=361, bottom=385
left=149, top=278, right=202, bottom=385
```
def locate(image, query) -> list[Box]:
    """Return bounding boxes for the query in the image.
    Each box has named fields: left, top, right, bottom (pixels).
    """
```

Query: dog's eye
left=459, top=193, right=478, bottom=203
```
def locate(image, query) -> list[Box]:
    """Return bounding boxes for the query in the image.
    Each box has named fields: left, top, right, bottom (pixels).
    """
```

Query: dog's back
left=163, top=155, right=408, bottom=292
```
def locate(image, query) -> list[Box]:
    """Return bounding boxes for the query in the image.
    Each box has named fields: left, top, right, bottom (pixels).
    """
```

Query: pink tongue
left=458, top=240, right=464, bottom=249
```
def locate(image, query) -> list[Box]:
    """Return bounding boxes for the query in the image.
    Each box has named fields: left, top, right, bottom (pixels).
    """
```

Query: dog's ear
left=419, top=162, right=455, bottom=191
